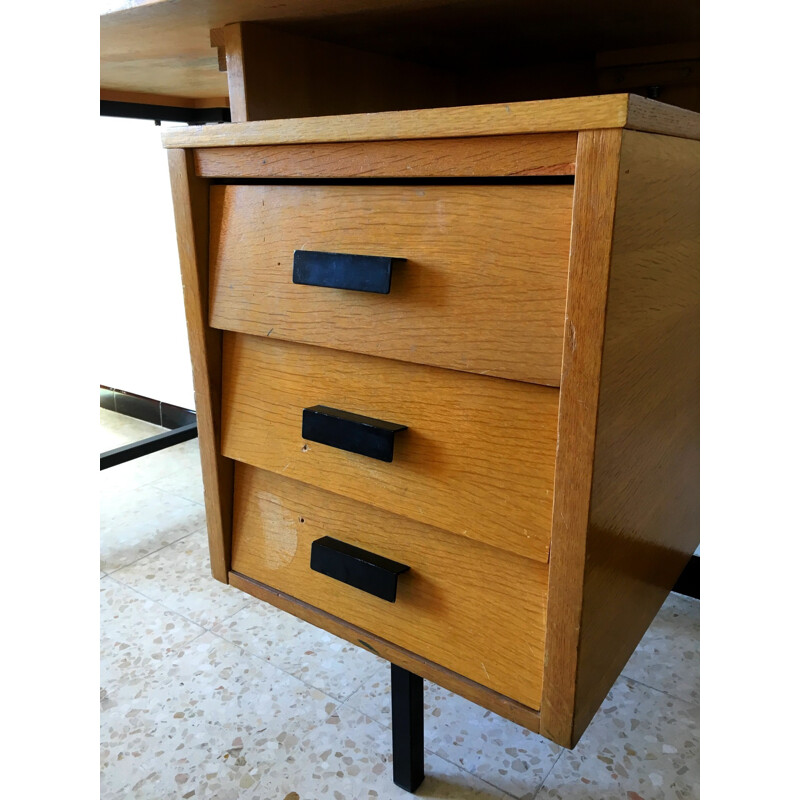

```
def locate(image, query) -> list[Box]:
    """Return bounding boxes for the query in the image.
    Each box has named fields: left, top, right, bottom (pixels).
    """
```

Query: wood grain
left=539, top=128, right=624, bottom=747
left=229, top=571, right=543, bottom=732
left=232, top=464, right=548, bottom=708
left=221, top=21, right=247, bottom=121
left=100, top=89, right=229, bottom=108
left=209, top=184, right=572, bottom=385
left=626, top=93, right=700, bottom=138
left=167, top=149, right=233, bottom=583
left=539, top=128, right=699, bottom=747
left=159, top=101, right=699, bottom=754
left=571, top=129, right=700, bottom=741
left=221, top=334, right=559, bottom=561
left=223, top=22, right=457, bottom=122
left=193, top=133, right=577, bottom=178
left=162, top=94, right=699, bottom=148
left=209, top=28, right=226, bottom=71
left=102, top=0, right=697, bottom=105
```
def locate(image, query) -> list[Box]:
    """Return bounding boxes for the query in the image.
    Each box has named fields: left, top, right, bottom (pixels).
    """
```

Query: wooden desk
left=162, top=91, right=698, bottom=758
left=101, top=0, right=700, bottom=115
left=101, top=3, right=699, bottom=791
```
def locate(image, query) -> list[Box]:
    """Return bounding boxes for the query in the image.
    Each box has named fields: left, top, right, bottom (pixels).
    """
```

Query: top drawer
left=209, top=184, right=572, bottom=386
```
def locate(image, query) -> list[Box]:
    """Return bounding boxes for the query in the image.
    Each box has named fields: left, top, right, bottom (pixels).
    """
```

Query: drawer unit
left=220, top=331, right=558, bottom=560
left=231, top=462, right=549, bottom=709
left=164, top=94, right=699, bottom=754
left=209, top=183, right=572, bottom=385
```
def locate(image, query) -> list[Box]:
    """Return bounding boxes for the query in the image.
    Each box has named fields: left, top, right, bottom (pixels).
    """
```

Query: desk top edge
left=160, top=94, right=699, bottom=149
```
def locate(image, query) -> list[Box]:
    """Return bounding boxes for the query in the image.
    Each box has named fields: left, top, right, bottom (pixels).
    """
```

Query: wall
left=98, top=116, right=195, bottom=410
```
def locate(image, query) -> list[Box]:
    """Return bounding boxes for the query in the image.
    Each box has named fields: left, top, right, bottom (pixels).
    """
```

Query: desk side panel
left=540, top=129, right=623, bottom=747
left=167, top=148, right=234, bottom=582
left=572, top=130, right=700, bottom=741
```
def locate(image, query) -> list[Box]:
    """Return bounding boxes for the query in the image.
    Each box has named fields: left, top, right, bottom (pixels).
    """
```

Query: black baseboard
left=100, top=386, right=196, bottom=429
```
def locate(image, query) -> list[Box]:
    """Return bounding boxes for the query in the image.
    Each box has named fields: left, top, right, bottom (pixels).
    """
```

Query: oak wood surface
left=100, top=89, right=229, bottom=109
left=167, top=149, right=233, bottom=583
left=571, top=129, right=700, bottom=740
left=193, top=132, right=577, bottom=178
left=162, top=95, right=699, bottom=148
left=209, top=27, right=226, bottom=71
left=626, top=93, right=700, bottom=139
left=539, top=128, right=624, bottom=747
left=102, top=1, right=698, bottom=104
left=223, top=22, right=457, bottom=122
left=158, top=100, right=700, bottom=754
left=209, top=184, right=572, bottom=385
left=221, top=22, right=247, bottom=122
left=221, top=334, right=559, bottom=561
left=229, top=571, right=543, bottom=732
left=232, top=464, right=548, bottom=708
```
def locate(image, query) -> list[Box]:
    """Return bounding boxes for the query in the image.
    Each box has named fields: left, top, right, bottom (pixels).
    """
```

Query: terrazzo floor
left=100, top=408, right=700, bottom=800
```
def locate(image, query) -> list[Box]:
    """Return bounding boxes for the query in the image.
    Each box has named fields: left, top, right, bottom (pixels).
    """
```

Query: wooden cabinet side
left=167, top=148, right=234, bottom=582
left=540, top=128, right=624, bottom=747
left=571, top=129, right=700, bottom=741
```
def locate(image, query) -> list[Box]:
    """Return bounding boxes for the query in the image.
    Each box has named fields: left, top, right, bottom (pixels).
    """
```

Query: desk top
left=101, top=0, right=699, bottom=106
left=161, top=94, right=699, bottom=149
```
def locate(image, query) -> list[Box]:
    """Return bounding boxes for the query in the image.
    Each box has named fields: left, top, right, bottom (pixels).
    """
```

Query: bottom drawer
left=231, top=462, right=548, bottom=710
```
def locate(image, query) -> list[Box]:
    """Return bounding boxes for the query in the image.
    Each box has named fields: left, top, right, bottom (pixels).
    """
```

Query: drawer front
left=231, top=463, right=548, bottom=710
left=222, top=333, right=559, bottom=561
left=209, top=184, right=572, bottom=386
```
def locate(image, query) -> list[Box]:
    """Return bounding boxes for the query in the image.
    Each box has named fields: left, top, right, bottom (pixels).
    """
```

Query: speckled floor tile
left=100, top=482, right=206, bottom=572
left=621, top=593, right=699, bottom=705
left=346, top=666, right=561, bottom=799
left=100, top=407, right=166, bottom=451
left=251, top=702, right=515, bottom=799
left=112, top=531, right=256, bottom=628
left=537, top=677, right=699, bottom=800
left=100, top=578, right=205, bottom=703
left=143, top=432, right=204, bottom=506
left=212, top=600, right=385, bottom=702
left=151, top=462, right=206, bottom=506
left=101, top=632, right=342, bottom=800
left=101, top=437, right=202, bottom=495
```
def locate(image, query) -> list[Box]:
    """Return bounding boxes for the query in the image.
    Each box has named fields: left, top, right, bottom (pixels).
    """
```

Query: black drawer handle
left=310, top=536, right=409, bottom=602
left=302, top=405, right=407, bottom=462
left=293, top=249, right=404, bottom=294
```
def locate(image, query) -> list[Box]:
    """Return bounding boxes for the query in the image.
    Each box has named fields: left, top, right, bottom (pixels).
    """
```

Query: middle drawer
left=221, top=333, right=559, bottom=561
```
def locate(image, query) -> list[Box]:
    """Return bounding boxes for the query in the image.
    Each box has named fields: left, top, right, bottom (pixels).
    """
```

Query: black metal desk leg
left=391, top=664, right=425, bottom=792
